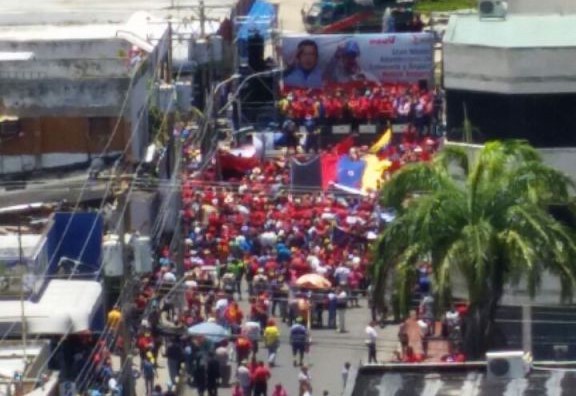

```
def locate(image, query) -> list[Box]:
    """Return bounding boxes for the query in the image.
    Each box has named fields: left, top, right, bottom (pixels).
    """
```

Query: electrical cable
left=19, top=40, right=187, bottom=388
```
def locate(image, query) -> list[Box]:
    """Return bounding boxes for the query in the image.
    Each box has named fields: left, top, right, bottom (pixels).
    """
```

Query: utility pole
left=17, top=219, right=27, bottom=368
left=118, top=189, right=135, bottom=396
left=200, top=0, right=206, bottom=38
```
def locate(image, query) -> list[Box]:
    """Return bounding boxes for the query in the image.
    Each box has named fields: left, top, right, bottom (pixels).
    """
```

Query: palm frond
left=433, top=145, right=470, bottom=176
left=380, top=162, right=456, bottom=210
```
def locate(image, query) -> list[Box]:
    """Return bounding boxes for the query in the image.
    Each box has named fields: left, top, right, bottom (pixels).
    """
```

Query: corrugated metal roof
left=352, top=364, right=576, bottom=396
left=444, top=14, right=576, bottom=48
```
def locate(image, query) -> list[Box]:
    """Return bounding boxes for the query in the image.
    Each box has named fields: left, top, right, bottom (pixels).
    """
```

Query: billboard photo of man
left=283, top=39, right=324, bottom=89
left=323, top=40, right=376, bottom=85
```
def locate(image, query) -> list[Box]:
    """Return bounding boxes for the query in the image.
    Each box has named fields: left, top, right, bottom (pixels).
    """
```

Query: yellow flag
left=369, top=128, right=392, bottom=154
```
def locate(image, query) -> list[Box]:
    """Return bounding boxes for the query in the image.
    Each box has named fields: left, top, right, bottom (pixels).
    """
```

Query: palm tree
left=372, top=140, right=576, bottom=358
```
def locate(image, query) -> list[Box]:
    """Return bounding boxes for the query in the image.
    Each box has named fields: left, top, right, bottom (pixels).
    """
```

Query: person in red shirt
left=236, top=335, right=252, bottom=364
left=252, top=361, right=271, bottom=396
left=272, top=383, right=289, bottom=396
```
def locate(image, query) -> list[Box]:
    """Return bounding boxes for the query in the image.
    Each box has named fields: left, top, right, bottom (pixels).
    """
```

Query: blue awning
left=236, top=0, right=276, bottom=40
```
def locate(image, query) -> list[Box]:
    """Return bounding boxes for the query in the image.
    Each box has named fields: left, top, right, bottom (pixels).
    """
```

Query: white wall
left=0, top=152, right=123, bottom=174
left=507, top=0, right=576, bottom=15
left=444, top=44, right=576, bottom=94
left=0, top=38, right=130, bottom=60
left=129, top=71, right=151, bottom=162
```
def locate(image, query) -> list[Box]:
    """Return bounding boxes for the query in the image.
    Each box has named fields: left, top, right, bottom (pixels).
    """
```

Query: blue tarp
left=236, top=0, right=276, bottom=40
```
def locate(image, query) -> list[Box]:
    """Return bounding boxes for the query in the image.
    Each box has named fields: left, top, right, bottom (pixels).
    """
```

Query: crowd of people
left=77, top=80, right=457, bottom=396
left=278, top=83, right=441, bottom=136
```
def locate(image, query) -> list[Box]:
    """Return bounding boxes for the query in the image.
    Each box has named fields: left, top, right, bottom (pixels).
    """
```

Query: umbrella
left=295, top=274, right=332, bottom=290
left=187, top=322, right=230, bottom=343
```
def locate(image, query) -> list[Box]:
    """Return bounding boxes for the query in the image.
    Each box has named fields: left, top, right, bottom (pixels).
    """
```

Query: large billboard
left=281, top=33, right=434, bottom=89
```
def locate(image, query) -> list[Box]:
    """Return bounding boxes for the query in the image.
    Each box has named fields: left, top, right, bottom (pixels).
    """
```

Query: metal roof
left=352, top=363, right=576, bottom=396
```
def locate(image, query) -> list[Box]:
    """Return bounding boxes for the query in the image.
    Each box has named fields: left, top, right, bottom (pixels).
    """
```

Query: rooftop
left=444, top=13, right=576, bottom=48
left=352, top=363, right=576, bottom=396
left=0, top=11, right=167, bottom=54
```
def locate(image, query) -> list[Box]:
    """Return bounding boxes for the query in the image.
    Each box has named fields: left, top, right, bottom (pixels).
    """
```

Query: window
left=0, top=117, right=21, bottom=138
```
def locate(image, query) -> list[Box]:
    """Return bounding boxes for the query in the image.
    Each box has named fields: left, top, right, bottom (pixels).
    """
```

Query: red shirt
left=252, top=366, right=271, bottom=383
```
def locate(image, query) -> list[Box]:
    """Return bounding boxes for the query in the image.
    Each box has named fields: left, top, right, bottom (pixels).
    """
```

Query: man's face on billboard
left=299, top=44, right=318, bottom=71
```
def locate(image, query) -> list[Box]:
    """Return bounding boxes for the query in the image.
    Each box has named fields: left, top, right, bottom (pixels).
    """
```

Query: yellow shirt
left=107, top=309, right=122, bottom=329
left=263, top=326, right=280, bottom=346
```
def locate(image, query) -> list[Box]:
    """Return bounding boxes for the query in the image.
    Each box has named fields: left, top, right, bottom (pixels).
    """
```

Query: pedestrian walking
left=365, top=321, right=378, bottom=363
left=236, top=360, right=251, bottom=396
left=194, top=363, right=207, bottom=396
left=142, top=357, right=157, bottom=396
left=166, top=339, right=183, bottom=386
left=298, top=366, right=312, bottom=396
left=252, top=361, right=271, bottom=396
left=327, top=291, right=337, bottom=329
left=342, top=362, right=351, bottom=390
left=272, top=383, right=288, bottom=396
left=336, top=288, right=348, bottom=333
left=206, top=352, right=221, bottom=396
left=263, top=319, right=280, bottom=366
left=290, top=317, right=309, bottom=367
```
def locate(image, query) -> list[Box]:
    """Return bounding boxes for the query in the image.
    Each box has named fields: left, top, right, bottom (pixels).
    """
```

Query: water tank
left=209, top=35, right=223, bottom=62
left=176, top=81, right=192, bottom=112
left=102, top=236, right=123, bottom=277
left=190, top=39, right=209, bottom=65
left=133, top=236, right=152, bottom=274
left=154, top=83, right=177, bottom=113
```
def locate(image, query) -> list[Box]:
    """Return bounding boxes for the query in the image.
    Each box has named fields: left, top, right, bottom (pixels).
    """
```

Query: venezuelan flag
left=369, top=128, right=392, bottom=154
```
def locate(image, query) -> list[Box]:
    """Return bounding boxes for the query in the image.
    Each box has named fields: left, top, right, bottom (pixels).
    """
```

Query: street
left=174, top=293, right=401, bottom=396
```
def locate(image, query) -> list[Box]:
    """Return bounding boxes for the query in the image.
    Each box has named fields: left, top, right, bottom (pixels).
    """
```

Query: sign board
left=281, top=33, right=434, bottom=89
left=332, top=125, right=351, bottom=134
left=392, top=123, right=408, bottom=134
left=60, top=381, right=76, bottom=396
left=359, top=124, right=377, bottom=134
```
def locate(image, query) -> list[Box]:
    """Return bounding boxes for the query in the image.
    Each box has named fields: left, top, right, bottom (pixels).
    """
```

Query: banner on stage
left=281, top=33, right=435, bottom=89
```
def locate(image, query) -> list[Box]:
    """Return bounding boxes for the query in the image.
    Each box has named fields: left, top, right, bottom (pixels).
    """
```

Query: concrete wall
left=507, top=0, right=576, bottom=15
left=444, top=44, right=576, bottom=94
left=128, top=69, right=151, bottom=162
left=0, top=58, right=130, bottom=79
left=0, top=38, right=130, bottom=60
left=0, top=116, right=128, bottom=174
left=0, top=78, right=131, bottom=117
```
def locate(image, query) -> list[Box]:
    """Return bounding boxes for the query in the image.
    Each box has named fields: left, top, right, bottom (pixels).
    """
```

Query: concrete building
left=0, top=12, right=170, bottom=175
left=443, top=0, right=576, bottom=153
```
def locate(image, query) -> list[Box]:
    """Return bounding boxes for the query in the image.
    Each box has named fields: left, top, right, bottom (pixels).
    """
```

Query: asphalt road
left=176, top=296, right=401, bottom=396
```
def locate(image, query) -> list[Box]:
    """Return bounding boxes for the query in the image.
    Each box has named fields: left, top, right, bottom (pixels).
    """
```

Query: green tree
left=372, top=140, right=576, bottom=358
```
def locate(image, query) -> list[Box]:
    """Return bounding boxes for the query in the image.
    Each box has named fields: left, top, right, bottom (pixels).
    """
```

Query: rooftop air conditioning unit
left=486, top=351, right=531, bottom=380
left=478, top=0, right=507, bottom=19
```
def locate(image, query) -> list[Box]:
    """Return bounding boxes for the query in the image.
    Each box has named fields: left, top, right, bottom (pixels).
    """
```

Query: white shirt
left=215, top=298, right=228, bottom=312
left=243, top=321, right=262, bottom=341
left=162, top=271, right=176, bottom=283
left=365, top=325, right=378, bottom=343
left=108, top=378, right=119, bottom=391
left=298, top=371, right=312, bottom=387
left=237, top=365, right=251, bottom=387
